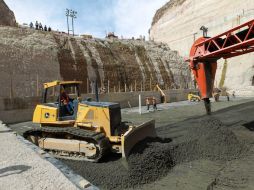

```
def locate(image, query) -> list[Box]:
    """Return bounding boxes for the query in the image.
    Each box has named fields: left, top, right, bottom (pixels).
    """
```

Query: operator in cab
left=60, top=88, right=73, bottom=115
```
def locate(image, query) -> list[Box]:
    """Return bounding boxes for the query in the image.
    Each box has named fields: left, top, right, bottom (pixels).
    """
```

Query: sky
left=5, top=0, right=168, bottom=38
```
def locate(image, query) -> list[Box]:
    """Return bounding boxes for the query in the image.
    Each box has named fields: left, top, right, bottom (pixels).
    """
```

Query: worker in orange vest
left=152, top=97, right=157, bottom=111
left=146, top=97, right=150, bottom=110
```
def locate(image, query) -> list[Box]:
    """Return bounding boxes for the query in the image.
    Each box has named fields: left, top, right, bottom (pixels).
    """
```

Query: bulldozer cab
left=45, top=81, right=81, bottom=120
left=33, top=81, right=82, bottom=123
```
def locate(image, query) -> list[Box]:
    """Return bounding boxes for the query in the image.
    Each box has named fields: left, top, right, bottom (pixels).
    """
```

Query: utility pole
left=66, top=9, right=77, bottom=36
left=193, top=32, right=198, bottom=42
left=66, top=9, right=70, bottom=35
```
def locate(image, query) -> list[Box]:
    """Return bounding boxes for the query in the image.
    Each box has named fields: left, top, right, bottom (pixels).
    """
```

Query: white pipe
left=139, top=94, right=142, bottom=115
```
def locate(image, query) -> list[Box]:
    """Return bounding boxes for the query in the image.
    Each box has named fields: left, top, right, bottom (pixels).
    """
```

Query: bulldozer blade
left=121, top=119, right=156, bottom=158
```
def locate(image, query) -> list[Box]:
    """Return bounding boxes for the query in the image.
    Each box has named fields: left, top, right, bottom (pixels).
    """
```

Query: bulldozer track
left=23, top=126, right=110, bottom=162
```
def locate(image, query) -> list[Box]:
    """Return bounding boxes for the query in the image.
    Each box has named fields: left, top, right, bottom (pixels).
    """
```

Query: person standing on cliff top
left=44, top=25, right=47, bottom=31
left=29, top=22, right=33, bottom=28
left=39, top=22, right=43, bottom=30
left=35, top=21, right=38, bottom=30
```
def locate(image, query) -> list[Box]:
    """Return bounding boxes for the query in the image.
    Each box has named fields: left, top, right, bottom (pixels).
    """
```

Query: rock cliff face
left=0, top=26, right=191, bottom=98
left=0, top=0, right=16, bottom=26
left=150, top=0, right=254, bottom=96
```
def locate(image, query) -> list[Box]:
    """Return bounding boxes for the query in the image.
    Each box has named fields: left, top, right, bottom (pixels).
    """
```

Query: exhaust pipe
left=95, top=81, right=99, bottom=102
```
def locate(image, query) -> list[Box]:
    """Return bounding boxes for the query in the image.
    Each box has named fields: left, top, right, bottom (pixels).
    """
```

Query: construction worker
left=152, top=97, right=157, bottom=111
left=232, top=91, right=235, bottom=98
left=60, top=88, right=73, bottom=115
left=226, top=92, right=230, bottom=101
left=146, top=97, right=150, bottom=110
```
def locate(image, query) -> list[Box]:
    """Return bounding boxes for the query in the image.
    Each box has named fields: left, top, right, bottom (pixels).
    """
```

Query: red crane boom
left=188, top=19, right=254, bottom=114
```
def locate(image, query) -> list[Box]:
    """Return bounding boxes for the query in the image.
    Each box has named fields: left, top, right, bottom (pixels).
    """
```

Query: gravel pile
left=127, top=138, right=174, bottom=185
left=61, top=137, right=174, bottom=190
left=61, top=118, right=247, bottom=190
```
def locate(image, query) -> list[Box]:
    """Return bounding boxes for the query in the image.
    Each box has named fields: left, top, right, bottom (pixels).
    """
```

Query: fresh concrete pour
left=8, top=98, right=254, bottom=190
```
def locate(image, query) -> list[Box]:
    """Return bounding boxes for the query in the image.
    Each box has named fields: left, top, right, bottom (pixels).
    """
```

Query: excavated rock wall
left=0, top=0, right=16, bottom=26
left=150, top=0, right=254, bottom=96
left=0, top=26, right=191, bottom=98
left=0, top=27, right=61, bottom=98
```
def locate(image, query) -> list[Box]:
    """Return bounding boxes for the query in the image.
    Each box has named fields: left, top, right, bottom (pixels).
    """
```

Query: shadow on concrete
left=0, top=165, right=31, bottom=177
left=0, top=129, right=13, bottom=133
left=243, top=121, right=254, bottom=131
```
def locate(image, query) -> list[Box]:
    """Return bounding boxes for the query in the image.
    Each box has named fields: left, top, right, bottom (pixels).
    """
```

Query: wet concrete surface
left=122, top=96, right=252, bottom=127
left=8, top=97, right=254, bottom=190
left=136, top=99, right=254, bottom=190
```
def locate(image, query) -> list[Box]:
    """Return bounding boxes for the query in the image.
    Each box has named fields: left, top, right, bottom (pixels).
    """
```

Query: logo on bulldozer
left=45, top=113, right=50, bottom=118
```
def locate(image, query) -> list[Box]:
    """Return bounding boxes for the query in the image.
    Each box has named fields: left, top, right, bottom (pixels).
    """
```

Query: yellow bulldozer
left=24, top=81, right=156, bottom=162
left=188, top=92, right=201, bottom=102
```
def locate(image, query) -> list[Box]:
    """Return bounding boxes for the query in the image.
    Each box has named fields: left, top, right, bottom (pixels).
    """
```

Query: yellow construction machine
left=155, top=84, right=166, bottom=103
left=24, top=81, right=156, bottom=162
left=188, top=92, right=201, bottom=102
